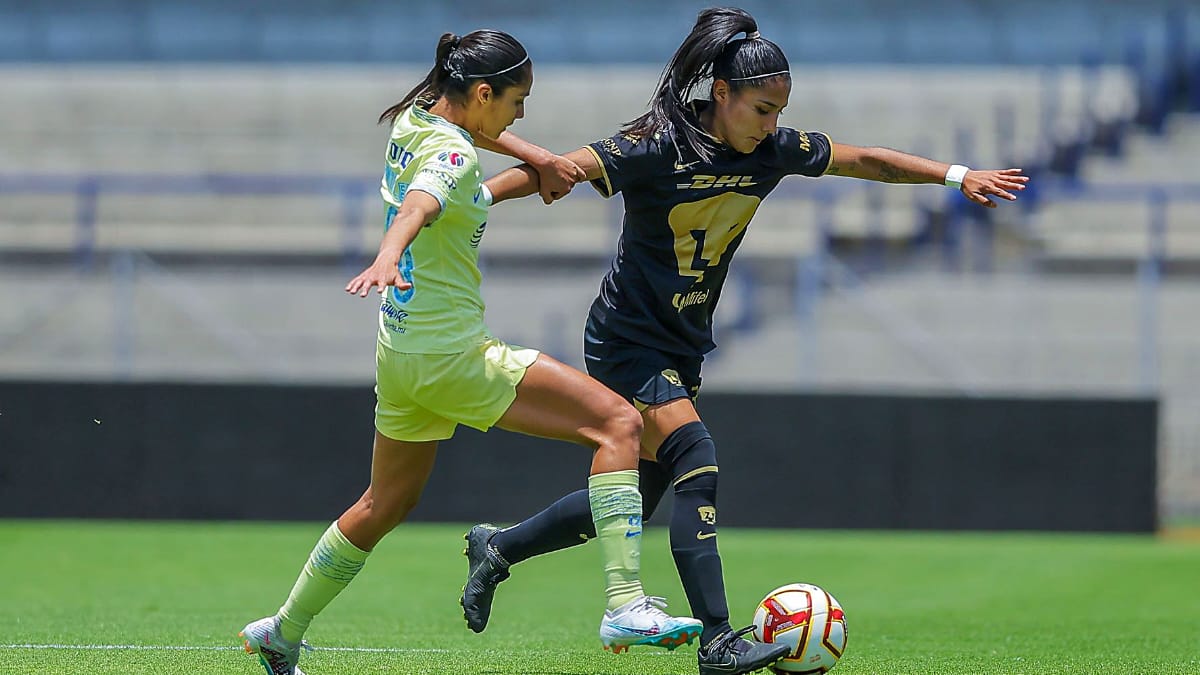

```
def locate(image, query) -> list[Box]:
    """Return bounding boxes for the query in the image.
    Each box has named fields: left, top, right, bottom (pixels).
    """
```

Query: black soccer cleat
left=460, top=523, right=511, bottom=633
left=697, top=625, right=791, bottom=675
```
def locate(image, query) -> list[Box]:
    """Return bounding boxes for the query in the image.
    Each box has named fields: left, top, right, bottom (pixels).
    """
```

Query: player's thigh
left=640, top=397, right=702, bottom=458
left=583, top=328, right=702, bottom=458
left=495, top=352, right=638, bottom=447
left=369, top=430, right=439, bottom=506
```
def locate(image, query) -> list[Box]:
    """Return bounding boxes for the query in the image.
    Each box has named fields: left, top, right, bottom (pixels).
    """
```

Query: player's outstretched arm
left=476, top=131, right=587, bottom=204
left=484, top=146, right=601, bottom=206
left=345, top=190, right=441, bottom=297
left=827, top=143, right=1029, bottom=208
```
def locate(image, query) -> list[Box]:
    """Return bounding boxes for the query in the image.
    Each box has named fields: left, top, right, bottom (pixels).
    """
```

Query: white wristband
left=944, top=164, right=970, bottom=189
left=479, top=183, right=494, bottom=206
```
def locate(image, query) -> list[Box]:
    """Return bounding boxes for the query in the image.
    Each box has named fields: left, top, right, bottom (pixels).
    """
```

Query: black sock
left=491, top=489, right=592, bottom=565
left=638, top=457, right=671, bottom=522
left=659, top=423, right=733, bottom=645
left=491, top=459, right=671, bottom=565
left=672, top=476, right=732, bottom=645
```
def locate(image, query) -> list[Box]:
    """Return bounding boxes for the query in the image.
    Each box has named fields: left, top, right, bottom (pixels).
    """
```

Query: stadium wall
left=4, top=379, right=1156, bottom=530
left=0, top=381, right=1157, bottom=532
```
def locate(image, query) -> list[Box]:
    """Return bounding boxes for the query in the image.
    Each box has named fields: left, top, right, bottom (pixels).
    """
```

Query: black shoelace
left=706, top=625, right=757, bottom=656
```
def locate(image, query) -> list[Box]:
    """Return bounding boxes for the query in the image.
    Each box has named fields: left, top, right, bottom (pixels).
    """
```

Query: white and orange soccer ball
left=751, top=583, right=847, bottom=674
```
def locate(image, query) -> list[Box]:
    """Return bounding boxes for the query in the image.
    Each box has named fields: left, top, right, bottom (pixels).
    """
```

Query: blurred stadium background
left=0, top=0, right=1198, bottom=527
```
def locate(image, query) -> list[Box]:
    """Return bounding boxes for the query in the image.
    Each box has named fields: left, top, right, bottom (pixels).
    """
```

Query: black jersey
left=584, top=121, right=832, bottom=356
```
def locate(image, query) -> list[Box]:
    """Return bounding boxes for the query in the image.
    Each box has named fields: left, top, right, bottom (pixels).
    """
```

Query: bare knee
left=357, top=488, right=422, bottom=530
left=613, top=402, right=644, bottom=447
left=594, top=398, right=643, bottom=467
left=385, top=491, right=423, bottom=526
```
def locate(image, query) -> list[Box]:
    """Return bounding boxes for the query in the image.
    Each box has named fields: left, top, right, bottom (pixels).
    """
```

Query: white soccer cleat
left=599, top=595, right=703, bottom=654
left=239, top=616, right=310, bottom=675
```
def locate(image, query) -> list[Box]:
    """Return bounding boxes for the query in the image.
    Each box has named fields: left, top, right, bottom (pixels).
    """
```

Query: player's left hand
left=961, top=168, right=1029, bottom=208
left=533, top=154, right=587, bottom=204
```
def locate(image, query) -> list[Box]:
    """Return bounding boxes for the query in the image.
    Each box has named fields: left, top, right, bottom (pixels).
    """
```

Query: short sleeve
left=776, top=128, right=833, bottom=178
left=585, top=131, right=666, bottom=198
left=409, top=146, right=477, bottom=212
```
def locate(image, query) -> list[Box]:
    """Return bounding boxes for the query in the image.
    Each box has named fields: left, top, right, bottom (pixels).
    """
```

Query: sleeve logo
left=437, top=151, right=466, bottom=167
left=598, top=137, right=623, bottom=157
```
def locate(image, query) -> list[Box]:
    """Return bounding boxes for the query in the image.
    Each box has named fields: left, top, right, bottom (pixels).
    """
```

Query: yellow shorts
left=374, top=337, right=540, bottom=442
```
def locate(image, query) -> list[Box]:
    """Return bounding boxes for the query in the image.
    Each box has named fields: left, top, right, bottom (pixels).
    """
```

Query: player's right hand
left=345, top=260, right=412, bottom=297
left=535, top=154, right=587, bottom=204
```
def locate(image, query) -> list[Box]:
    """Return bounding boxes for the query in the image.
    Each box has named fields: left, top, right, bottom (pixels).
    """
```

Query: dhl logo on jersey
left=676, top=175, right=758, bottom=190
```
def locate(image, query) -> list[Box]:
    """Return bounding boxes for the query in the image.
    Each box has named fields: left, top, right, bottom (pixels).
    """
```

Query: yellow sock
left=588, top=469, right=645, bottom=610
left=276, top=521, right=370, bottom=643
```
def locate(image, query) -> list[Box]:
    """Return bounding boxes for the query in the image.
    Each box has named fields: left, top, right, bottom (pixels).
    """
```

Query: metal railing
left=3, top=172, right=1198, bottom=390
left=0, top=172, right=377, bottom=269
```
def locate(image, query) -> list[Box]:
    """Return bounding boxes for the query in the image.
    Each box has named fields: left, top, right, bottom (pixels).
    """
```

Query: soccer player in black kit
left=464, top=7, right=1028, bottom=674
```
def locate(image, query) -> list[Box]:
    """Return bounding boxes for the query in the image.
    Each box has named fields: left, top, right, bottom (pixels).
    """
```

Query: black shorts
left=583, top=315, right=702, bottom=409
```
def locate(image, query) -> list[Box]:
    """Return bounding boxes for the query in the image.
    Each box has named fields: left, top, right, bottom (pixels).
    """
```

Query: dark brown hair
left=379, top=29, right=531, bottom=125
left=622, top=7, right=790, bottom=160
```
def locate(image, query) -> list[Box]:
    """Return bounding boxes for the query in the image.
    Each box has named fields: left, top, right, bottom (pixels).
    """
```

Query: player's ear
left=711, top=78, right=730, bottom=104
left=474, top=81, right=492, bottom=106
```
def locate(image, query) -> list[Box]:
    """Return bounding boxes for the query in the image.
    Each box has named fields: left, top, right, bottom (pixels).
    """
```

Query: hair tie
left=745, top=30, right=761, bottom=40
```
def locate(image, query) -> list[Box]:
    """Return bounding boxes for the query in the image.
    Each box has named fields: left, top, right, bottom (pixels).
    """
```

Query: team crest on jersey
left=437, top=151, right=466, bottom=167
left=660, top=369, right=683, bottom=387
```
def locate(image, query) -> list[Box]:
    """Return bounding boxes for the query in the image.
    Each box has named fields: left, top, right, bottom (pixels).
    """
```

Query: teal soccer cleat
left=240, top=616, right=310, bottom=675
left=599, top=595, right=703, bottom=654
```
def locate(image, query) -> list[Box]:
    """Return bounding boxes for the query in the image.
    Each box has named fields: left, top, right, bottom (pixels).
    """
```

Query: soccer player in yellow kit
left=238, top=29, right=700, bottom=675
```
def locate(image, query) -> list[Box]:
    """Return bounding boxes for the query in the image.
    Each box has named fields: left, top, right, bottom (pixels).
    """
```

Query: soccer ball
left=751, top=583, right=847, bottom=674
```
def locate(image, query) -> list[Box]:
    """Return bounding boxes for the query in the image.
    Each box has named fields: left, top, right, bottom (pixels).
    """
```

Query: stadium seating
left=1028, top=113, right=1200, bottom=268
left=0, top=64, right=1139, bottom=259
left=0, top=0, right=1185, bottom=67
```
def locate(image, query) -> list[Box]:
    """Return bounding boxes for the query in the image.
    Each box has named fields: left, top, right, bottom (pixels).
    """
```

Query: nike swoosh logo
left=675, top=161, right=699, bottom=171
left=696, top=531, right=717, bottom=540
left=609, top=624, right=661, bottom=636
left=698, top=651, right=737, bottom=670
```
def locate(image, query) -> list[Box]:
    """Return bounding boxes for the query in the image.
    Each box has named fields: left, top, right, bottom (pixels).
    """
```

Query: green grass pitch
left=0, top=520, right=1196, bottom=674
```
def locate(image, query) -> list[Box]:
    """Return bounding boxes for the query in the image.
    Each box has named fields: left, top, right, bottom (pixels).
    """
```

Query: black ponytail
left=379, top=30, right=531, bottom=126
left=622, top=7, right=790, bottom=161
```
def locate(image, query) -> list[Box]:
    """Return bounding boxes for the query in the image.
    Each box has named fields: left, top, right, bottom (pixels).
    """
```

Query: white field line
left=0, top=643, right=675, bottom=657
left=0, top=644, right=448, bottom=654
